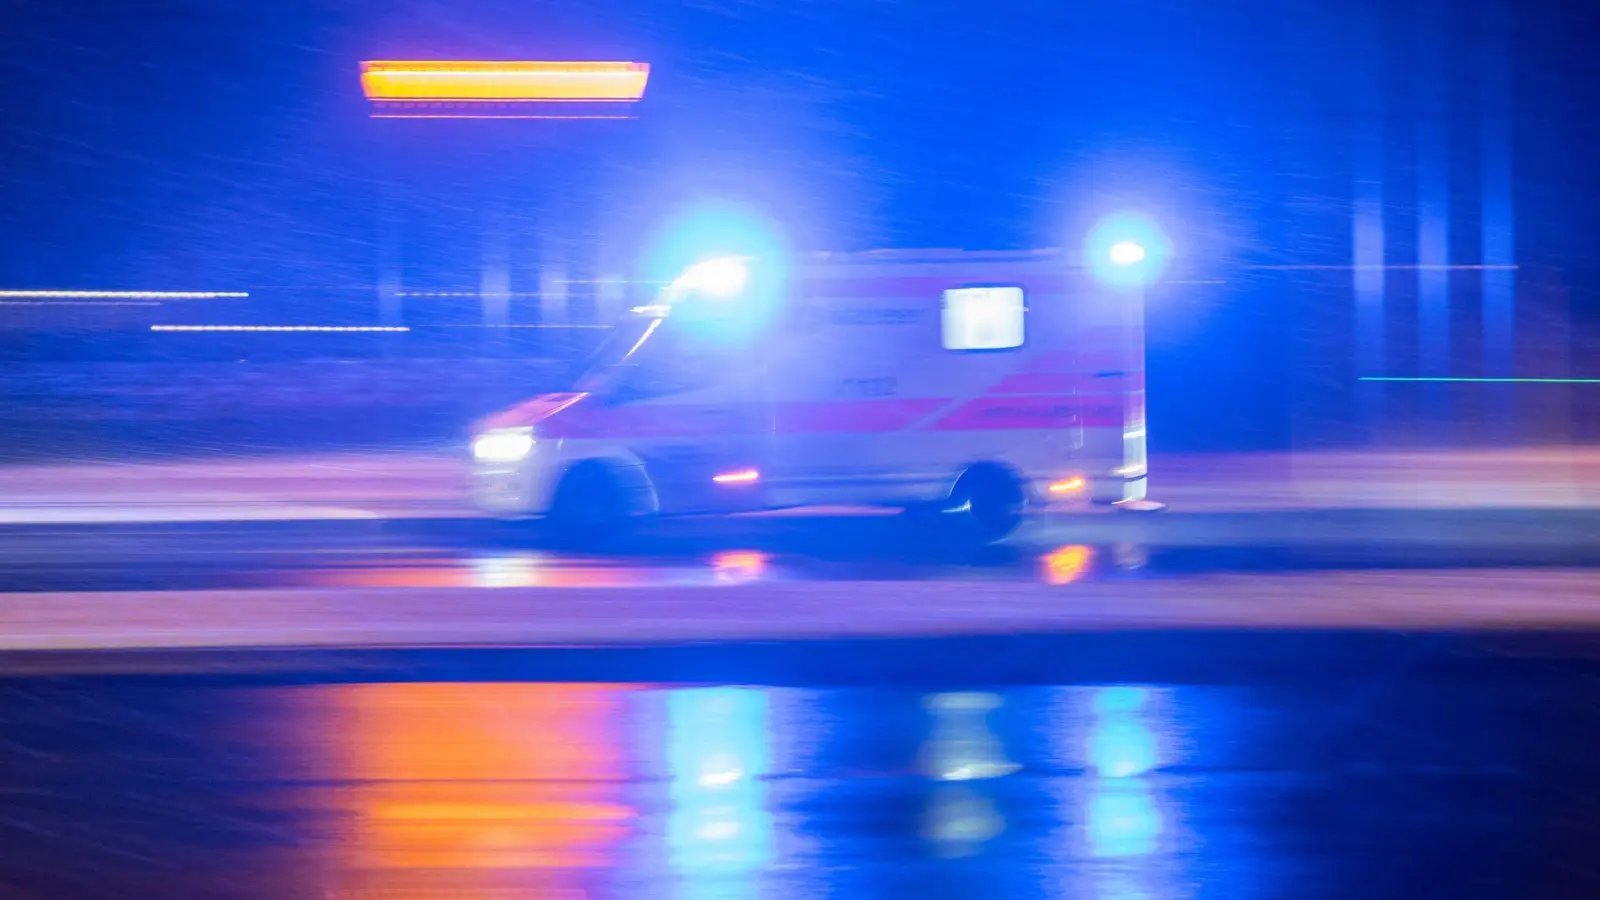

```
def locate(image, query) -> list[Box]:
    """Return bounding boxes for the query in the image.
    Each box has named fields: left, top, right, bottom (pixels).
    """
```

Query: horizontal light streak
left=1360, top=376, right=1599, bottom=384
left=0, top=301, right=161, bottom=307
left=1249, top=265, right=1519, bottom=271
left=399, top=291, right=549, bottom=298
left=361, top=61, right=649, bottom=102
left=151, top=325, right=410, bottom=333
left=429, top=323, right=612, bottom=329
left=0, top=290, right=247, bottom=299
left=370, top=113, right=636, bottom=120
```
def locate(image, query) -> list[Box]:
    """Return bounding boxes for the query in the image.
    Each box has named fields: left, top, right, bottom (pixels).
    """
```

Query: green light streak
left=1359, top=376, right=1600, bottom=384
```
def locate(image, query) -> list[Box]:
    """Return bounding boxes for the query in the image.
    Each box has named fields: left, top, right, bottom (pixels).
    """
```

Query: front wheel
left=545, top=462, right=632, bottom=548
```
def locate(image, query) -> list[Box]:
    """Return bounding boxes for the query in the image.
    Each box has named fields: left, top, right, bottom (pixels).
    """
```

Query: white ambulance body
left=469, top=248, right=1149, bottom=542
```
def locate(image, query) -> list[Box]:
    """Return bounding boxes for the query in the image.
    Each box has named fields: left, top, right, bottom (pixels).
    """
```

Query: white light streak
left=150, top=325, right=410, bottom=333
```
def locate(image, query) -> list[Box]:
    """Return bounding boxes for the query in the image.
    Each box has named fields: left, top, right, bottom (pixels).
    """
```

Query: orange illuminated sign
left=361, top=60, right=649, bottom=102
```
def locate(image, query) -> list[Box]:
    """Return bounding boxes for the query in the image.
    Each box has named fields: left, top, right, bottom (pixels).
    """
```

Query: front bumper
left=470, top=459, right=539, bottom=516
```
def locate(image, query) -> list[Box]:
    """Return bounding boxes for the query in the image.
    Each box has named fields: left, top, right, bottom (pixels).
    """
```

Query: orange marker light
left=1048, top=475, right=1087, bottom=495
left=712, top=468, right=761, bottom=485
left=361, top=61, right=650, bottom=102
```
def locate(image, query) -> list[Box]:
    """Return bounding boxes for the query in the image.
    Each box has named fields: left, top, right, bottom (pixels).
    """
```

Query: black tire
left=546, top=462, right=632, bottom=548
left=912, top=466, right=1026, bottom=548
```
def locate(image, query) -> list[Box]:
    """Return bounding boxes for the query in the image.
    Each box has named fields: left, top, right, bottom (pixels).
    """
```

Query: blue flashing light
left=1109, top=240, right=1147, bottom=266
left=671, top=256, right=750, bottom=298
left=642, top=203, right=788, bottom=344
left=1086, top=213, right=1171, bottom=287
left=642, top=202, right=787, bottom=289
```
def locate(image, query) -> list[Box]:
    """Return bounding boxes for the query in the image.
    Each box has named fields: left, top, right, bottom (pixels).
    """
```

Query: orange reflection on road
left=1040, top=544, right=1095, bottom=585
left=304, top=556, right=653, bottom=589
left=304, top=683, right=636, bottom=876
left=711, top=550, right=769, bottom=584
left=344, top=782, right=632, bottom=870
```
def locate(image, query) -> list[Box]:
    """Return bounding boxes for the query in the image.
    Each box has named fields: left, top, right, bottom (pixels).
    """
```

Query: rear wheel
left=546, top=462, right=632, bottom=548
left=911, top=465, right=1026, bottom=548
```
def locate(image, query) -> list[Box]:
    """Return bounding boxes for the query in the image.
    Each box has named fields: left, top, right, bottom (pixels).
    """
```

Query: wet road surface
left=2, top=446, right=1597, bottom=525
left=0, top=446, right=1597, bottom=897
left=3, top=506, right=1600, bottom=593
left=0, top=514, right=1597, bottom=653
left=1, top=647, right=1599, bottom=898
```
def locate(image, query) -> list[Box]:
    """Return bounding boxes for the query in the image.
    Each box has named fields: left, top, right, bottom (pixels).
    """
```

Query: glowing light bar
left=370, top=110, right=636, bottom=120
left=712, top=469, right=761, bottom=485
left=150, top=325, right=410, bottom=333
left=361, top=61, right=649, bottom=102
left=0, top=290, right=247, bottom=299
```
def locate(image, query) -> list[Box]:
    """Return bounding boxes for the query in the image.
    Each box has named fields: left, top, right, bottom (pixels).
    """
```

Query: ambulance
left=469, top=247, right=1152, bottom=544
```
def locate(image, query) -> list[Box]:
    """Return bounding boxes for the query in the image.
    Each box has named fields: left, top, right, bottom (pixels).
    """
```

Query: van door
left=610, top=327, right=769, bottom=514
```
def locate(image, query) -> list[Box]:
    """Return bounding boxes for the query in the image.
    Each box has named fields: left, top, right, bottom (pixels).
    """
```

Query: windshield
left=574, top=313, right=742, bottom=400
left=573, top=315, right=665, bottom=393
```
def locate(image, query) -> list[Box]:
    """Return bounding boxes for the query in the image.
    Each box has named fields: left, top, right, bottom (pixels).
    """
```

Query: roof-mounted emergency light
left=1108, top=241, right=1147, bottom=266
left=1086, top=213, right=1170, bottom=288
left=669, top=257, right=749, bottom=298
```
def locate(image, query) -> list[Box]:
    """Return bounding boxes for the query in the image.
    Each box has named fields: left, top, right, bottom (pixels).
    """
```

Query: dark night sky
left=3, top=0, right=1594, bottom=288
left=0, top=0, right=1594, bottom=449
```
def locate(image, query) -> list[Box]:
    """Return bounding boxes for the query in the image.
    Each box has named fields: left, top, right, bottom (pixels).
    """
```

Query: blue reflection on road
left=1086, top=686, right=1165, bottom=859
left=1088, top=785, right=1162, bottom=858
left=666, top=687, right=774, bottom=887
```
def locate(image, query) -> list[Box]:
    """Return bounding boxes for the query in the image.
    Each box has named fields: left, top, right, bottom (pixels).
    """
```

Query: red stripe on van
left=534, top=397, right=1127, bottom=440
left=929, top=396, right=1126, bottom=431
left=985, top=371, right=1145, bottom=395
left=774, top=399, right=947, bottom=434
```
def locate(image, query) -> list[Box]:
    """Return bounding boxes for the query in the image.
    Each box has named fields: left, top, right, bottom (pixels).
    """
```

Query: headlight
left=472, top=427, right=535, bottom=463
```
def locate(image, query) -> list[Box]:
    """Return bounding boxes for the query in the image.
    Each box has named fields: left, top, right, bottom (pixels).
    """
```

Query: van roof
left=806, top=248, right=1072, bottom=264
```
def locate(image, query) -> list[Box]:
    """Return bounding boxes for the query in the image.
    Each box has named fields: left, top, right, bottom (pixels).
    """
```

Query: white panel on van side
left=941, top=286, right=1025, bottom=350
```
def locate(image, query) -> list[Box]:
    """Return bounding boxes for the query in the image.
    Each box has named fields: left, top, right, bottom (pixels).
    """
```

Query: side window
left=941, top=286, right=1025, bottom=351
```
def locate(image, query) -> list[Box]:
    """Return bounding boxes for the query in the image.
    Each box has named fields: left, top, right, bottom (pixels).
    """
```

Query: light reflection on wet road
left=0, top=669, right=1595, bottom=898
left=0, top=449, right=1595, bottom=894
left=2, top=511, right=1598, bottom=595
